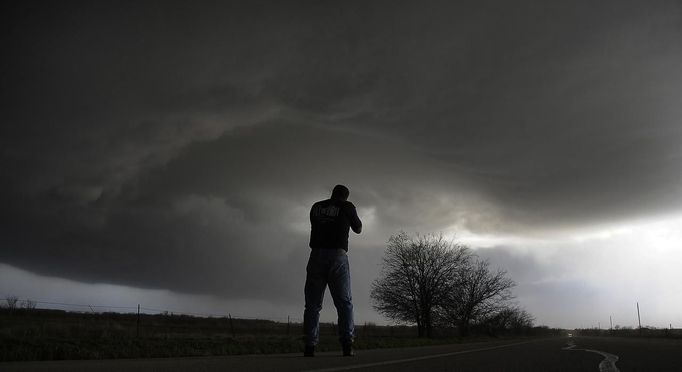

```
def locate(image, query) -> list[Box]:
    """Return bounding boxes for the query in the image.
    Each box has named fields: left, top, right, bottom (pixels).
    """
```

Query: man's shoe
left=342, top=343, right=354, bottom=356
left=304, top=345, right=315, bottom=357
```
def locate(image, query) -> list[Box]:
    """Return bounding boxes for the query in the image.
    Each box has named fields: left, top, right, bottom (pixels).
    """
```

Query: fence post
left=136, top=304, right=140, bottom=337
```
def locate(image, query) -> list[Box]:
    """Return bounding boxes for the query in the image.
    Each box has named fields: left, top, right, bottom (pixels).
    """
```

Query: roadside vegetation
left=0, top=304, right=559, bottom=362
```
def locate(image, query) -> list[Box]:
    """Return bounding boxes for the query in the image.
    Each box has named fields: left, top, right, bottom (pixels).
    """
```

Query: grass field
left=0, top=308, right=556, bottom=362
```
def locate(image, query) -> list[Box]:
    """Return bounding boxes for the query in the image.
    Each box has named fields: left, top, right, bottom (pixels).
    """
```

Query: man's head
left=331, top=184, right=350, bottom=201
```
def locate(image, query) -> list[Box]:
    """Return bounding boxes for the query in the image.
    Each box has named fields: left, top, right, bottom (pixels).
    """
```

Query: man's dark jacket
left=309, top=198, right=362, bottom=251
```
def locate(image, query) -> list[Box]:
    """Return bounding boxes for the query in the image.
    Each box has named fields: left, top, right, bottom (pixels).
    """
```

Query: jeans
left=303, top=249, right=354, bottom=346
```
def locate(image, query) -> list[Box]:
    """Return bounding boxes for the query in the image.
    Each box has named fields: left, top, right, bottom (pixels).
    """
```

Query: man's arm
left=346, top=202, right=362, bottom=234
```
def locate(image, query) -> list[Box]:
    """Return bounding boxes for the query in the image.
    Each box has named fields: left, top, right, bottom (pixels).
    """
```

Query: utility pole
left=637, top=302, right=642, bottom=333
left=610, top=316, right=613, bottom=331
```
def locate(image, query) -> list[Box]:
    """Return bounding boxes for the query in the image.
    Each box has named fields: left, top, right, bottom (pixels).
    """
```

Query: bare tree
left=442, top=258, right=515, bottom=336
left=480, top=306, right=534, bottom=335
left=371, top=232, right=469, bottom=337
left=507, top=307, right=534, bottom=331
left=22, top=299, right=37, bottom=310
left=5, top=295, right=19, bottom=311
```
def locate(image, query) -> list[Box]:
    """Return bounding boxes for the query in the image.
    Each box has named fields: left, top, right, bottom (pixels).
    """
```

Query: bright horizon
left=3, top=211, right=681, bottom=330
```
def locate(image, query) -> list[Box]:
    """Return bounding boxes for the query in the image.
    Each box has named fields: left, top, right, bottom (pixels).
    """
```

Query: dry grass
left=0, top=308, right=553, bottom=361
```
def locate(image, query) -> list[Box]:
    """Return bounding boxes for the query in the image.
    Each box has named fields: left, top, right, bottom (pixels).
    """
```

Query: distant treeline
left=574, top=327, right=682, bottom=339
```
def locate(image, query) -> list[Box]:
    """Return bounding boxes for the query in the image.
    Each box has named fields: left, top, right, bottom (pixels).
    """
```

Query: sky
left=2, top=0, right=682, bottom=329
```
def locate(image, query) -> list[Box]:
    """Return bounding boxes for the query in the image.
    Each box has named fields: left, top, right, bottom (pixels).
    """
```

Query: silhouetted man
left=304, top=184, right=362, bottom=357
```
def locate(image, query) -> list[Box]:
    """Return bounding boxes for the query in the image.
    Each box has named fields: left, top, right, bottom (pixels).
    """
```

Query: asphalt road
left=2, top=337, right=680, bottom=371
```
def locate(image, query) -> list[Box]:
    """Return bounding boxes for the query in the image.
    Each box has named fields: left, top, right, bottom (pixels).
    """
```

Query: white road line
left=563, top=341, right=620, bottom=372
left=301, top=340, right=536, bottom=372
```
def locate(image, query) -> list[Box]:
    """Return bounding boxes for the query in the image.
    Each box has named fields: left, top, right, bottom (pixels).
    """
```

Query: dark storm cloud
left=0, top=120, right=483, bottom=301
left=2, top=0, right=682, bottom=303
